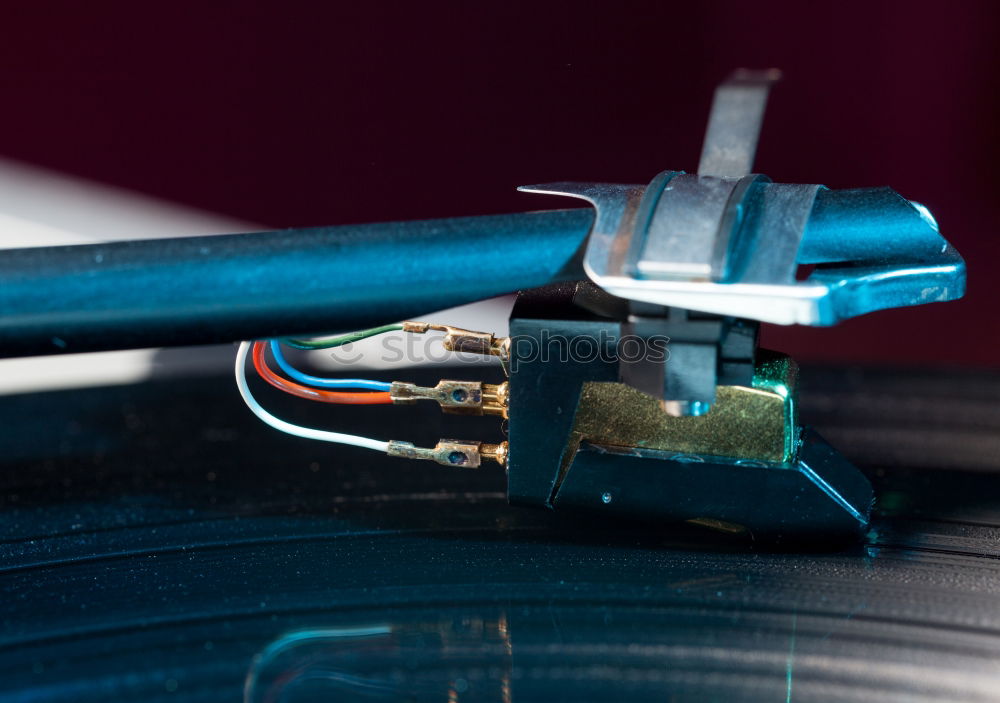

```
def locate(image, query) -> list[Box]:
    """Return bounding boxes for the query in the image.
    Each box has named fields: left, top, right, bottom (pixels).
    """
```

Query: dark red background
left=1, top=2, right=997, bottom=364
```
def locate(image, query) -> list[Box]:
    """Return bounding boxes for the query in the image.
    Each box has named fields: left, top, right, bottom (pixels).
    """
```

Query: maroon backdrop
left=1, top=2, right=997, bottom=364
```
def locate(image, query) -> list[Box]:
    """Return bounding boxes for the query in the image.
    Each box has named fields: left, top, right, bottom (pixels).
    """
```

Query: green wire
left=282, top=323, right=405, bottom=350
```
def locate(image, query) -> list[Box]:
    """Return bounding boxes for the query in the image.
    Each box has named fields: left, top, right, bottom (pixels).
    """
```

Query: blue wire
left=269, top=340, right=392, bottom=391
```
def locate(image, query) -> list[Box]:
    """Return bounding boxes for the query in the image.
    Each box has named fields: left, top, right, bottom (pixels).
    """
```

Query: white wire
left=234, top=341, right=390, bottom=453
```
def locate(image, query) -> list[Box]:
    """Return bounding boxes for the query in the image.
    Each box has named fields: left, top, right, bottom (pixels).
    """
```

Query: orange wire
left=251, top=341, right=393, bottom=405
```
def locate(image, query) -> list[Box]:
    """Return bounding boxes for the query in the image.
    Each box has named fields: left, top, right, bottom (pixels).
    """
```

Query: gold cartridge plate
left=568, top=350, right=798, bottom=464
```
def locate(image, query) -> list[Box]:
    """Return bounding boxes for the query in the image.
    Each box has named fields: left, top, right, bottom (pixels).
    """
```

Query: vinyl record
left=2, top=362, right=1000, bottom=702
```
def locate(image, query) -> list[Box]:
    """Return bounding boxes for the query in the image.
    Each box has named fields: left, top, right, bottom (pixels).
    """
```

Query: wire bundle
left=235, top=325, right=407, bottom=452
left=255, top=341, right=392, bottom=404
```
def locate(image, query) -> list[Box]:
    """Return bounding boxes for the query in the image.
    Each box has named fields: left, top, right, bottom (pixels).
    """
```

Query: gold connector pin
left=387, top=439, right=508, bottom=468
left=402, top=322, right=510, bottom=361
left=390, top=380, right=508, bottom=418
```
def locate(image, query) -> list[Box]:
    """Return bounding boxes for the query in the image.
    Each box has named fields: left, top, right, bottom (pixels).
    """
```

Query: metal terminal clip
left=390, top=380, right=508, bottom=418
left=387, top=439, right=508, bottom=468
left=403, top=322, right=510, bottom=361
